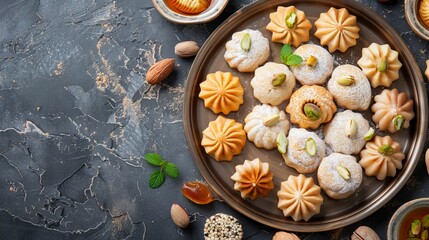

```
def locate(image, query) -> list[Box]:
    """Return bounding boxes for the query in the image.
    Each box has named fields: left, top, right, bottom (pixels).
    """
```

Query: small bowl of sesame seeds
left=204, top=213, right=243, bottom=240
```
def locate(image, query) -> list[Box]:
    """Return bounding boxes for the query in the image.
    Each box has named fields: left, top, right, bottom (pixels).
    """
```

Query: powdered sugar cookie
left=290, top=44, right=334, bottom=85
left=317, top=153, right=362, bottom=199
left=224, top=29, right=270, bottom=72
left=250, top=62, right=296, bottom=106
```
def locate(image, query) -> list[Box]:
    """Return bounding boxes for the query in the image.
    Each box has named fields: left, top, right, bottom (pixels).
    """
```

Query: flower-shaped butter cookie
left=314, top=7, right=360, bottom=53
left=201, top=116, right=246, bottom=161
left=266, top=6, right=312, bottom=47
left=360, top=136, right=405, bottom=180
left=277, top=174, right=323, bottom=221
left=357, top=43, right=402, bottom=88
left=199, top=71, right=244, bottom=115
left=231, top=158, right=274, bottom=200
left=371, top=88, right=414, bottom=133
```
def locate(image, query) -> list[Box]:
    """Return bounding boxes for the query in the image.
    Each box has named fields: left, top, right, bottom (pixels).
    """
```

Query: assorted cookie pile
left=198, top=6, right=415, bottom=222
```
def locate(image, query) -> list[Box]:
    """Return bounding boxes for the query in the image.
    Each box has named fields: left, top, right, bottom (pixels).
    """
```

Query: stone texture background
left=0, top=0, right=428, bottom=239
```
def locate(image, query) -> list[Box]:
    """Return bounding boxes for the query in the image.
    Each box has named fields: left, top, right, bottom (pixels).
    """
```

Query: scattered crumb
left=102, top=22, right=114, bottom=32
left=96, top=73, right=109, bottom=90
left=53, top=62, right=64, bottom=76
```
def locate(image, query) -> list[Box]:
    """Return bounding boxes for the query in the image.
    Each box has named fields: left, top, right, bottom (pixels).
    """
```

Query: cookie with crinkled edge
left=244, top=104, right=290, bottom=150
left=286, top=85, right=337, bottom=130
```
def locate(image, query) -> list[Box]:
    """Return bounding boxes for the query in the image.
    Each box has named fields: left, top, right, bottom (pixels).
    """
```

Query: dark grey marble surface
left=0, top=0, right=428, bottom=239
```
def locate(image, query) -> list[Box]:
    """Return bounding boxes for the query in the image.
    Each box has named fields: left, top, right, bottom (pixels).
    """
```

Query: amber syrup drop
left=182, top=181, right=213, bottom=204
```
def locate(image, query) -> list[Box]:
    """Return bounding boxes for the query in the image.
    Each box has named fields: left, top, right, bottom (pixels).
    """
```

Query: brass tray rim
left=183, top=0, right=428, bottom=232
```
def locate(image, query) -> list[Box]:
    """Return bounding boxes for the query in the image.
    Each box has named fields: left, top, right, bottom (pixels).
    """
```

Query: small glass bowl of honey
left=405, top=0, right=429, bottom=41
left=151, top=0, right=229, bottom=24
left=388, top=198, right=429, bottom=240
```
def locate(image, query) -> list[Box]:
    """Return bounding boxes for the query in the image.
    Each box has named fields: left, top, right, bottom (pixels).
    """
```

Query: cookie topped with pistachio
left=317, top=153, right=363, bottom=199
left=224, top=29, right=270, bottom=72
left=327, top=64, right=372, bottom=111
left=250, top=62, right=296, bottom=106
left=324, top=110, right=371, bottom=155
left=282, top=128, right=326, bottom=174
left=357, top=43, right=402, bottom=88
left=371, top=88, right=415, bottom=133
left=286, top=85, right=337, bottom=130
left=359, top=135, right=405, bottom=180
left=266, top=6, right=312, bottom=47
left=290, top=44, right=334, bottom=86
left=244, top=104, right=290, bottom=150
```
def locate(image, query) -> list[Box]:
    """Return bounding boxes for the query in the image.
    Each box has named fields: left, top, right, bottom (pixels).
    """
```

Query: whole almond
left=170, top=203, right=190, bottom=228
left=351, top=226, right=380, bottom=240
left=273, top=231, right=300, bottom=240
left=146, top=58, right=175, bottom=85
left=175, top=41, right=200, bottom=58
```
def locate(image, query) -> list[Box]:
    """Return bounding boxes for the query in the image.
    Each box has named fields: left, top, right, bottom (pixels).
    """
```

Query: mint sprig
left=280, top=44, right=303, bottom=66
left=145, top=153, right=179, bottom=188
left=149, top=170, right=165, bottom=188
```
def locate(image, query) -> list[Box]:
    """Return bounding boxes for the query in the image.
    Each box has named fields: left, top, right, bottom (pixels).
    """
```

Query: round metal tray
left=183, top=0, right=428, bottom=232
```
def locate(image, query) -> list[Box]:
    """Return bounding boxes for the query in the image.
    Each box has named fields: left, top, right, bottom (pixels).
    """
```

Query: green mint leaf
left=144, top=153, right=164, bottom=166
left=149, top=170, right=165, bottom=188
left=280, top=44, right=292, bottom=64
left=286, top=54, right=303, bottom=66
left=164, top=162, right=179, bottom=178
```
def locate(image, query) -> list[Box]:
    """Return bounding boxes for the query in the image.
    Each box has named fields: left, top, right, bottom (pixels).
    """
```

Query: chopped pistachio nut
left=336, top=165, right=351, bottom=180
left=363, top=128, right=375, bottom=141
left=422, top=230, right=429, bottom=240
left=378, top=144, right=394, bottom=156
left=240, top=33, right=251, bottom=52
left=272, top=73, right=286, bottom=86
left=345, top=118, right=358, bottom=138
left=276, top=131, right=288, bottom=154
left=303, top=103, right=321, bottom=121
left=305, top=138, right=316, bottom=156
left=411, top=219, right=422, bottom=235
left=336, top=75, right=355, bottom=86
left=377, top=57, right=388, bottom=72
left=393, top=115, right=405, bottom=131
left=422, top=214, right=429, bottom=228
left=263, top=114, right=280, bottom=127
left=408, top=229, right=416, bottom=238
left=285, top=11, right=297, bottom=28
left=306, top=55, right=318, bottom=67
left=408, top=237, right=422, bottom=240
